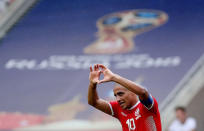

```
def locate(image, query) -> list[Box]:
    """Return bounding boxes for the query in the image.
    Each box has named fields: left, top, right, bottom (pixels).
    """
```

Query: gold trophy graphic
left=84, top=9, right=168, bottom=54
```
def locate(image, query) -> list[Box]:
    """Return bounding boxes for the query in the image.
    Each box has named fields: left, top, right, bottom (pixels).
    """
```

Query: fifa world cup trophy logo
left=84, top=9, right=168, bottom=54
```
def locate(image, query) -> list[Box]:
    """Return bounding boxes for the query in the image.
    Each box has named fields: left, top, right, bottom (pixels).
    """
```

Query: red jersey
left=109, top=97, right=161, bottom=131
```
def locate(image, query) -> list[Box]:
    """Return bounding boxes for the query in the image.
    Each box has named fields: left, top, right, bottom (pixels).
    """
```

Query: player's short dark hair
left=175, top=106, right=186, bottom=112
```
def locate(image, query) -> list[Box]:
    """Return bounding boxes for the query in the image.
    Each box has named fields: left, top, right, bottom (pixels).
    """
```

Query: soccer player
left=88, top=64, right=161, bottom=131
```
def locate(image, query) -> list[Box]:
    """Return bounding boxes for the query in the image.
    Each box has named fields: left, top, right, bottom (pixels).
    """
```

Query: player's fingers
left=97, top=64, right=99, bottom=70
left=98, top=64, right=106, bottom=69
left=96, top=64, right=99, bottom=71
left=98, top=80, right=105, bottom=84
left=90, top=66, right=93, bottom=72
left=98, top=70, right=102, bottom=76
left=94, top=64, right=97, bottom=71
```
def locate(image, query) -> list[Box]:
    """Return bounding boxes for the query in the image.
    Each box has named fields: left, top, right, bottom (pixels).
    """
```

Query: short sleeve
left=187, top=117, right=197, bottom=129
left=109, top=101, right=119, bottom=118
left=168, top=120, right=178, bottom=131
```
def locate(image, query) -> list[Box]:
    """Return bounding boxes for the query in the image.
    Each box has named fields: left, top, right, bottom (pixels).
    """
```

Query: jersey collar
left=128, top=101, right=140, bottom=110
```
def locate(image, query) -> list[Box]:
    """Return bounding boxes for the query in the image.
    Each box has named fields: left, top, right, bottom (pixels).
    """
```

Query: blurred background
left=0, top=0, right=203, bottom=130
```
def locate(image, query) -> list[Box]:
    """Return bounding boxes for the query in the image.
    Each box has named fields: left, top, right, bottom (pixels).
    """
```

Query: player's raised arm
left=88, top=64, right=112, bottom=115
left=98, top=64, right=153, bottom=109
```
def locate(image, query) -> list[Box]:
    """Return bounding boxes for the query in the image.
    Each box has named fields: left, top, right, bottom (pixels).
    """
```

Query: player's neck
left=181, top=117, right=187, bottom=124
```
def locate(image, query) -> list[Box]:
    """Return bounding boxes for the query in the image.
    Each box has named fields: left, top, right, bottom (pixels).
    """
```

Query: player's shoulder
left=169, top=119, right=180, bottom=129
left=110, top=101, right=119, bottom=106
left=186, top=117, right=196, bottom=124
left=109, top=101, right=121, bottom=111
left=187, top=117, right=196, bottom=121
left=109, top=101, right=123, bottom=118
left=152, top=95, right=159, bottom=103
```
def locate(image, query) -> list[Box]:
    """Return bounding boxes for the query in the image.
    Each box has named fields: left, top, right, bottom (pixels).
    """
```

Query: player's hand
left=98, top=64, right=115, bottom=84
left=89, top=64, right=101, bottom=84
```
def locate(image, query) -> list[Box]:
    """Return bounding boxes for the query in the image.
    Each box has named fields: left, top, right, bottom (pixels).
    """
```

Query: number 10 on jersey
left=126, top=118, right=136, bottom=130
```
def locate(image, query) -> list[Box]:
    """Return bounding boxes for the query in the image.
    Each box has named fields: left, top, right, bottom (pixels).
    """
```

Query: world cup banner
left=0, top=0, right=203, bottom=130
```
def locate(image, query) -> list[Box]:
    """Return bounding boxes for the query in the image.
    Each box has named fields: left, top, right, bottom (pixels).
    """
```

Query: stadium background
left=0, top=0, right=203, bottom=130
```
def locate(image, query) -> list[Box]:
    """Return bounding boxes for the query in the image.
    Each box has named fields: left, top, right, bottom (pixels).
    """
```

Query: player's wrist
left=111, top=73, right=119, bottom=82
left=89, top=81, right=97, bottom=86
